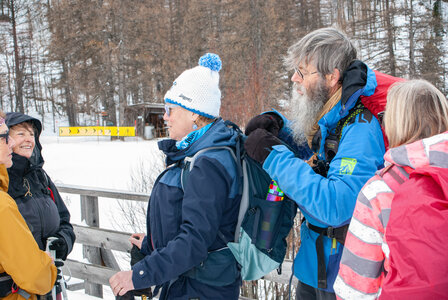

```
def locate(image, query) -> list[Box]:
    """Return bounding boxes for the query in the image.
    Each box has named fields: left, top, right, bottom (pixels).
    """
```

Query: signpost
left=59, top=126, right=136, bottom=137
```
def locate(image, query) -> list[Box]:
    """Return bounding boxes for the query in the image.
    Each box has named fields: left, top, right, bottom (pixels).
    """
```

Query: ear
left=326, top=68, right=341, bottom=89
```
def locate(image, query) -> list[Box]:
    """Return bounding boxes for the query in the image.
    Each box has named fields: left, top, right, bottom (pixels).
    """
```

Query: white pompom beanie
left=164, top=53, right=222, bottom=118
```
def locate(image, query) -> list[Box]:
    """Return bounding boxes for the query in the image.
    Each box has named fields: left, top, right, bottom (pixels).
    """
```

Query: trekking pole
left=59, top=270, right=68, bottom=300
left=46, top=237, right=68, bottom=300
left=46, top=237, right=58, bottom=300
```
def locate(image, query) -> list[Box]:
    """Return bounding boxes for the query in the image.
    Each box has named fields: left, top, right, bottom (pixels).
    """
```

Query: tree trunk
left=408, top=0, right=416, bottom=77
left=10, top=0, right=24, bottom=112
left=384, top=0, right=397, bottom=76
left=61, top=58, right=77, bottom=126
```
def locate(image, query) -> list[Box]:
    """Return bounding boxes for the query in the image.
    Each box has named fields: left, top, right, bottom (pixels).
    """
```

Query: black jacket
left=5, top=112, right=75, bottom=259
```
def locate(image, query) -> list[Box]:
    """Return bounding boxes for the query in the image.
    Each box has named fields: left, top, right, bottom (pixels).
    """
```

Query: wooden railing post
left=80, top=195, right=103, bottom=298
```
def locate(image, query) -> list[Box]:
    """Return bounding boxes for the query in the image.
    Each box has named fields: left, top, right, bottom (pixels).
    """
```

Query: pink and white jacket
left=333, top=131, right=448, bottom=299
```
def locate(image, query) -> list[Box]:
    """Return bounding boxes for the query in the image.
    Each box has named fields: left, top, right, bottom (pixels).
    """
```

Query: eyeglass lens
left=0, top=131, right=9, bottom=144
left=294, top=67, right=304, bottom=79
left=165, top=105, right=177, bottom=117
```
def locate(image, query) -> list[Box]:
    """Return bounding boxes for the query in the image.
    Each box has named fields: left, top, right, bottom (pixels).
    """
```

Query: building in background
left=125, top=103, right=166, bottom=139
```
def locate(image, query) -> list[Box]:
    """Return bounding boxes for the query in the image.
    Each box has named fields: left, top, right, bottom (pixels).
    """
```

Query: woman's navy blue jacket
left=132, top=119, right=241, bottom=299
left=5, top=112, right=75, bottom=259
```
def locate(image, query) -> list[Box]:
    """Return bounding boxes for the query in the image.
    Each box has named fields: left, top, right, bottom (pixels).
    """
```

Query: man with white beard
left=244, top=27, right=386, bottom=299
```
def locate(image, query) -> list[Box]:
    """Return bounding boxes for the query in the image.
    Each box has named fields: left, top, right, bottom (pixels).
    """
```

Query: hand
left=54, top=259, right=64, bottom=284
left=129, top=233, right=145, bottom=250
left=109, top=270, right=134, bottom=296
left=245, top=113, right=283, bottom=136
left=48, top=237, right=68, bottom=260
left=45, top=251, right=53, bottom=262
left=245, top=128, right=282, bottom=164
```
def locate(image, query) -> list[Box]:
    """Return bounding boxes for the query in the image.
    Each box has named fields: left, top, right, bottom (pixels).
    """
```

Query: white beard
left=289, top=80, right=329, bottom=145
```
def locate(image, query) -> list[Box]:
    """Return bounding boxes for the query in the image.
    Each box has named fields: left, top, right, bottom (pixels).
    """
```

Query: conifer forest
left=0, top=0, right=446, bottom=130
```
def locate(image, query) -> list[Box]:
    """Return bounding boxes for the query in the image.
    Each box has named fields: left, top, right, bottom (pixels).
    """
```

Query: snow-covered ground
left=41, top=135, right=165, bottom=299
left=41, top=135, right=161, bottom=191
left=67, top=290, right=106, bottom=300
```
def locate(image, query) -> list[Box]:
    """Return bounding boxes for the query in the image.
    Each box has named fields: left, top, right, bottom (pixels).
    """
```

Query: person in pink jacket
left=333, top=79, right=448, bottom=299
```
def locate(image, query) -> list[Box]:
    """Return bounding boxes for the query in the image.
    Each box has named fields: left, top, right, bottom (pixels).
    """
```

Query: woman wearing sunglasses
left=5, top=112, right=75, bottom=300
left=110, top=53, right=242, bottom=299
left=0, top=110, right=57, bottom=299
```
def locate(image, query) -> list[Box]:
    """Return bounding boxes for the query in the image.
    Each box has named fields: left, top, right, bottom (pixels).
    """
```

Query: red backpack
left=380, top=166, right=448, bottom=299
left=360, top=71, right=406, bottom=149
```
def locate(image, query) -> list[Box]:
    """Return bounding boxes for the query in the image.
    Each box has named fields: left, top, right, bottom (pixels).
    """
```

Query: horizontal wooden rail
left=57, top=183, right=150, bottom=202
left=65, top=259, right=116, bottom=286
left=73, top=224, right=132, bottom=252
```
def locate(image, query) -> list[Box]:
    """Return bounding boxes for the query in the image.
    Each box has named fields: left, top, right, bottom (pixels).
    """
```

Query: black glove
left=54, top=259, right=64, bottom=283
left=130, top=244, right=146, bottom=266
left=245, top=113, right=283, bottom=136
left=48, top=237, right=68, bottom=260
left=115, top=288, right=152, bottom=300
left=245, top=128, right=282, bottom=164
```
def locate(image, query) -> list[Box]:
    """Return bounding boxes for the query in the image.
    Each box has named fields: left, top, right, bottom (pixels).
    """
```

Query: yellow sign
left=59, top=126, right=136, bottom=137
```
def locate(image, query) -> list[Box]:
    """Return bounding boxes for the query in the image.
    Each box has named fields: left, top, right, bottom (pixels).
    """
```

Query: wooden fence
left=56, top=183, right=296, bottom=299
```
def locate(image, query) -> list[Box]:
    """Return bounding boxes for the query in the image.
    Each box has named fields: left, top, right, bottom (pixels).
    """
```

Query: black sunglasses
left=0, top=130, right=9, bottom=144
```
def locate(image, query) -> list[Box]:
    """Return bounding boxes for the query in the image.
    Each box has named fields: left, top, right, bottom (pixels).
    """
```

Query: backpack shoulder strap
left=185, top=146, right=237, bottom=172
left=311, top=101, right=369, bottom=175
left=335, top=101, right=370, bottom=140
left=181, top=146, right=237, bottom=191
left=235, top=158, right=249, bottom=242
left=180, top=143, right=248, bottom=244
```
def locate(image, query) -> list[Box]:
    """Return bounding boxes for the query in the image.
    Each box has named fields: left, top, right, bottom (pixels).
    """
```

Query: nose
left=163, top=112, right=169, bottom=121
left=291, top=71, right=302, bottom=83
left=25, top=133, right=34, bottom=142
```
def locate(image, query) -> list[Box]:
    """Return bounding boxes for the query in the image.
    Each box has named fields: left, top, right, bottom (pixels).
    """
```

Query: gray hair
left=285, top=27, right=357, bottom=77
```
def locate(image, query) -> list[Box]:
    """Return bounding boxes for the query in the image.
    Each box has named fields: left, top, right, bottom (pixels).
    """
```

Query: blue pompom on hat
left=164, top=53, right=222, bottom=118
left=199, top=53, right=222, bottom=72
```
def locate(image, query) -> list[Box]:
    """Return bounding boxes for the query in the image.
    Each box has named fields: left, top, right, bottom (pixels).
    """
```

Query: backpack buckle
left=327, top=227, right=335, bottom=239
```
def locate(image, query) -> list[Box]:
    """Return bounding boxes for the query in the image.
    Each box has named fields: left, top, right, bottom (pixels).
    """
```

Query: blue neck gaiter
left=176, top=122, right=213, bottom=150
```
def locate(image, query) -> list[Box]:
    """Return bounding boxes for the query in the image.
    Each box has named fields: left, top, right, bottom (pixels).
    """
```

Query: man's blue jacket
left=264, top=62, right=385, bottom=292
left=132, top=119, right=241, bottom=299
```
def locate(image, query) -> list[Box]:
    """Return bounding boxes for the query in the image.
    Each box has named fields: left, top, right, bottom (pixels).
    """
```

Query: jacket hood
left=158, top=118, right=240, bottom=165
left=0, top=164, right=9, bottom=192
left=315, top=60, right=377, bottom=155
left=318, top=60, right=377, bottom=131
left=385, top=131, right=448, bottom=169
left=5, top=112, right=44, bottom=168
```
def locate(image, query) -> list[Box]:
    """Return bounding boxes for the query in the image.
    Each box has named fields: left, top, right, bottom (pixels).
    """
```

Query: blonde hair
left=195, top=115, right=216, bottom=127
left=384, top=79, right=448, bottom=148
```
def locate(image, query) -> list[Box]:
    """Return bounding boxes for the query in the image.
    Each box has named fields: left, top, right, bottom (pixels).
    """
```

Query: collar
left=307, top=87, right=342, bottom=148
left=176, top=122, right=213, bottom=150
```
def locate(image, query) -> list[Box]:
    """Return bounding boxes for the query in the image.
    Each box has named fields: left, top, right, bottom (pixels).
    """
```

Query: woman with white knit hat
left=110, top=53, right=242, bottom=299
